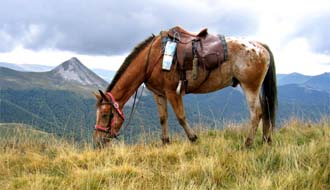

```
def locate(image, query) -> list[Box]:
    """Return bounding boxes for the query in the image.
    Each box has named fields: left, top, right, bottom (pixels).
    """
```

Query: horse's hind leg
left=241, top=86, right=262, bottom=147
left=154, top=94, right=170, bottom=144
left=166, top=92, right=198, bottom=142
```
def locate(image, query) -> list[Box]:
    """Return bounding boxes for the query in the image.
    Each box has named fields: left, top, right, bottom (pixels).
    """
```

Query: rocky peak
left=51, top=57, right=107, bottom=88
left=53, top=57, right=85, bottom=72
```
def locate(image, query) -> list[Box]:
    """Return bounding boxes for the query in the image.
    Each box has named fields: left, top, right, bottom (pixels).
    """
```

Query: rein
left=124, top=84, right=145, bottom=128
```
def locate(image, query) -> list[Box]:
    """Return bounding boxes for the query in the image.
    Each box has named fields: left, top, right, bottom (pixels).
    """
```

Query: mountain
left=277, top=84, right=330, bottom=121
left=277, top=72, right=312, bottom=86
left=0, top=57, right=107, bottom=95
left=0, top=61, right=115, bottom=82
left=0, top=62, right=25, bottom=71
left=303, top=72, right=330, bottom=92
left=19, top=64, right=53, bottom=71
left=50, top=57, right=107, bottom=88
left=0, top=58, right=108, bottom=140
left=278, top=72, right=330, bottom=93
left=0, top=62, right=53, bottom=72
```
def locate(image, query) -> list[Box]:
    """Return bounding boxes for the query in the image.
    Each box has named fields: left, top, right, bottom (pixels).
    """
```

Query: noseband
left=95, top=92, right=125, bottom=138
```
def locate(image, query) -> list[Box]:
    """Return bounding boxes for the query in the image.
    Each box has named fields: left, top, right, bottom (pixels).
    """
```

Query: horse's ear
left=93, top=91, right=102, bottom=101
left=98, top=90, right=109, bottom=102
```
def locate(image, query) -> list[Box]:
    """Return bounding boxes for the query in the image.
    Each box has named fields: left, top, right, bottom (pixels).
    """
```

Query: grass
left=0, top=118, right=329, bottom=190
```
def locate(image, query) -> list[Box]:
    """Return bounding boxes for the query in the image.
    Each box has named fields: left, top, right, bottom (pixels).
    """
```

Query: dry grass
left=0, top=118, right=329, bottom=190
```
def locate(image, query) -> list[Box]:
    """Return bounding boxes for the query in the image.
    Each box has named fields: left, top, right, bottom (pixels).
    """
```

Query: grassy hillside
left=0, top=123, right=50, bottom=139
left=0, top=118, right=329, bottom=190
left=0, top=88, right=96, bottom=141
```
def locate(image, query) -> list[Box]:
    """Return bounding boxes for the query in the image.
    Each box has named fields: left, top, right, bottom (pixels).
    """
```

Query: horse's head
left=93, top=90, right=125, bottom=148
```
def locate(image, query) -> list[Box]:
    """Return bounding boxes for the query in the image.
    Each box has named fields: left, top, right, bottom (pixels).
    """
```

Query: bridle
left=94, top=92, right=125, bottom=138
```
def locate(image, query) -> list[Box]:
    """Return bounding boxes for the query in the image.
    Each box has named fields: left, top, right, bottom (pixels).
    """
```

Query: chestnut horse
left=93, top=30, right=277, bottom=148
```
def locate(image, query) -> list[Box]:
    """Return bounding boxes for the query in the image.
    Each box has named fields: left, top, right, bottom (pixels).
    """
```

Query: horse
left=93, top=27, right=277, bottom=148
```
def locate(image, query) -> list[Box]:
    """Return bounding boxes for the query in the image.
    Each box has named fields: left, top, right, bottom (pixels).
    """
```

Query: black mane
left=106, top=35, right=155, bottom=92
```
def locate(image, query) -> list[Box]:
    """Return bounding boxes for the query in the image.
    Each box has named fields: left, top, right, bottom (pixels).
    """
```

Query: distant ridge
left=304, top=72, right=330, bottom=92
left=277, top=72, right=312, bottom=86
left=278, top=72, right=330, bottom=93
left=0, top=60, right=115, bottom=82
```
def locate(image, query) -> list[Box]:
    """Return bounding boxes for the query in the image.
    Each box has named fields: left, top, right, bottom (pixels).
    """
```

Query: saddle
left=168, top=26, right=208, bottom=42
left=162, top=26, right=228, bottom=71
left=161, top=26, right=228, bottom=94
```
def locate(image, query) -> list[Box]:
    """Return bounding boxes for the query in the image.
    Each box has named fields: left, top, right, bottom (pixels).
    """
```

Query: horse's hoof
left=245, top=137, right=253, bottom=148
left=189, top=134, right=198, bottom=142
left=161, top=137, right=170, bottom=145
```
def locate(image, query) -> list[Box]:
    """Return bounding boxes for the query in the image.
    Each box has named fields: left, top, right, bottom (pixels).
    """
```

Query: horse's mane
left=106, top=35, right=155, bottom=92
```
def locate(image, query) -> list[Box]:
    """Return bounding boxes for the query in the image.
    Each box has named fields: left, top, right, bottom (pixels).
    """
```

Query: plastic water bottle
left=162, top=41, right=177, bottom=70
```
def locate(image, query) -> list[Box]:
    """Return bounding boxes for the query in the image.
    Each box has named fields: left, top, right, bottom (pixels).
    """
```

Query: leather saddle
left=168, top=26, right=208, bottom=43
left=163, top=26, right=228, bottom=71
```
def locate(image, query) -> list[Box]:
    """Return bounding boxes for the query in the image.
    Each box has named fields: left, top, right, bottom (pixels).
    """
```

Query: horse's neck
left=107, top=35, right=159, bottom=108
left=109, top=60, right=147, bottom=108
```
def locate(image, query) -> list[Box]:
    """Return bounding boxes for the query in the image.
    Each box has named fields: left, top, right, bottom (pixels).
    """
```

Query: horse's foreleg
left=154, top=94, right=170, bottom=144
left=242, top=87, right=262, bottom=148
left=166, top=92, right=198, bottom=142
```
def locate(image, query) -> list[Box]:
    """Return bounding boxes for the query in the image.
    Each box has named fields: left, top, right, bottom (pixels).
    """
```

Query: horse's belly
left=186, top=67, right=234, bottom=94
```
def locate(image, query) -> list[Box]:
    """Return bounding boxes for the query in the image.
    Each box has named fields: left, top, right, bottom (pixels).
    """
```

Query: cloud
left=1, top=0, right=329, bottom=75
left=276, top=37, right=330, bottom=75
left=0, top=0, right=258, bottom=55
left=294, top=12, right=330, bottom=54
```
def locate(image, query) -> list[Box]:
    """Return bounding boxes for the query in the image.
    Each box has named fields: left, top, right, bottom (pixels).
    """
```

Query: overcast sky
left=0, top=0, right=329, bottom=75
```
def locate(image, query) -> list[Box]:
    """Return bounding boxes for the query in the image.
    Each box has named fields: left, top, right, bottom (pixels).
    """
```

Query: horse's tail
left=261, top=44, right=278, bottom=129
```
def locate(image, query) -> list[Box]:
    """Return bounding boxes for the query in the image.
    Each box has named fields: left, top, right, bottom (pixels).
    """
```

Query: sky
left=0, top=0, right=329, bottom=75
